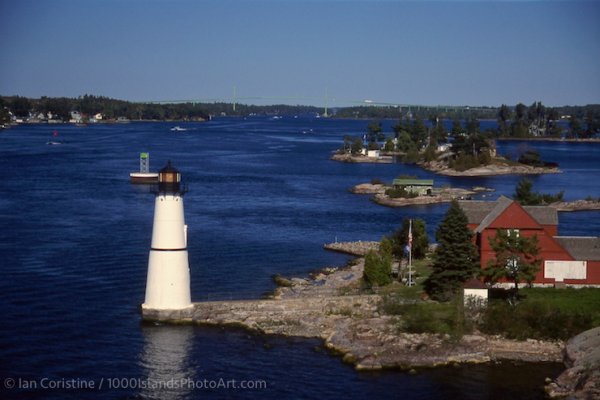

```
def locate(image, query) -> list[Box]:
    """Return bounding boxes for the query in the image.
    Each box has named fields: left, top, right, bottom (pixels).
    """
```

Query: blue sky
left=1, top=0, right=599, bottom=107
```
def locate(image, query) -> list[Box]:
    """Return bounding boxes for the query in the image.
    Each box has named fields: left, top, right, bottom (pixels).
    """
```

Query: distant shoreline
left=497, top=137, right=600, bottom=143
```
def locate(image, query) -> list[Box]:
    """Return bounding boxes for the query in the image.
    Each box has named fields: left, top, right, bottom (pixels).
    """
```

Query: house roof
left=523, top=206, right=559, bottom=226
left=459, top=196, right=558, bottom=232
left=393, top=179, right=434, bottom=186
left=554, top=237, right=600, bottom=261
left=459, top=200, right=497, bottom=225
left=473, top=196, right=513, bottom=233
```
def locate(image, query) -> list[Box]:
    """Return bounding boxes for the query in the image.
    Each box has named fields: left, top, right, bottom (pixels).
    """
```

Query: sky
left=1, top=0, right=599, bottom=108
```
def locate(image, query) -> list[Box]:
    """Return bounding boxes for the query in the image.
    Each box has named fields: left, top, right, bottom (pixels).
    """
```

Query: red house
left=459, top=196, right=600, bottom=287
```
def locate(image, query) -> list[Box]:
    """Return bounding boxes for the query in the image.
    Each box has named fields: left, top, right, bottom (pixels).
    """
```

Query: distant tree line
left=2, top=95, right=599, bottom=139
left=0, top=94, right=323, bottom=123
left=496, top=101, right=600, bottom=139
left=0, top=95, right=210, bottom=122
left=333, top=105, right=499, bottom=121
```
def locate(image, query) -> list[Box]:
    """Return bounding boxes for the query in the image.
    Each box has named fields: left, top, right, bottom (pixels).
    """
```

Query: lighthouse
left=142, top=161, right=192, bottom=311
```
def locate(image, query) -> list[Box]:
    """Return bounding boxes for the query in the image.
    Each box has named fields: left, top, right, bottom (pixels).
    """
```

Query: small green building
left=392, top=179, right=434, bottom=196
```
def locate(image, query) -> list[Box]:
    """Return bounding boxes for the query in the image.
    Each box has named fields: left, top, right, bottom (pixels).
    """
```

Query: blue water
left=1, top=117, right=597, bottom=399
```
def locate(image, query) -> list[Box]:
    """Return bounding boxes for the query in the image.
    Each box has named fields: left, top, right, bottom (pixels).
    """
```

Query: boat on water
left=170, top=126, right=187, bottom=132
left=130, top=172, right=159, bottom=183
left=46, top=130, right=63, bottom=145
left=130, top=152, right=158, bottom=184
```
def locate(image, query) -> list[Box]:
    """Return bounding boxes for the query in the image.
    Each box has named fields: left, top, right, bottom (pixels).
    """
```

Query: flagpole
left=408, top=219, right=413, bottom=286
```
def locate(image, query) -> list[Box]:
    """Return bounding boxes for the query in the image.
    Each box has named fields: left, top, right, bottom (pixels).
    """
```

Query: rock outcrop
left=549, top=200, right=600, bottom=212
left=546, top=326, right=600, bottom=399
left=421, top=160, right=561, bottom=176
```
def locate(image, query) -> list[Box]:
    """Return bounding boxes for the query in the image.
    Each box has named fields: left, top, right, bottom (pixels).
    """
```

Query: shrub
left=452, top=154, right=480, bottom=171
left=363, top=250, right=392, bottom=287
left=479, top=300, right=593, bottom=340
left=385, top=187, right=419, bottom=199
left=391, top=301, right=470, bottom=339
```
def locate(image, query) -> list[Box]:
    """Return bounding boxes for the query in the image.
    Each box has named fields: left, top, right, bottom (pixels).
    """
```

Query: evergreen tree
left=568, top=116, right=582, bottom=139
left=367, top=120, right=384, bottom=142
left=514, top=178, right=538, bottom=205
left=514, top=178, right=564, bottom=205
left=363, top=249, right=392, bottom=287
left=497, top=104, right=512, bottom=136
left=451, top=119, right=463, bottom=137
left=424, top=200, right=480, bottom=301
left=410, top=116, right=428, bottom=148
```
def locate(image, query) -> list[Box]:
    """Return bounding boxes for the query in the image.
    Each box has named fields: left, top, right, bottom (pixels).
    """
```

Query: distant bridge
left=141, top=94, right=495, bottom=114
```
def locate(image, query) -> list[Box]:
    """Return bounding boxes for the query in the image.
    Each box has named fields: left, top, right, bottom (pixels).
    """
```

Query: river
left=1, top=116, right=597, bottom=399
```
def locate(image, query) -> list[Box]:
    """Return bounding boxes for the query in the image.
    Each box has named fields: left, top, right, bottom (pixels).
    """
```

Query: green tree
left=393, top=117, right=410, bottom=138
left=568, top=116, right=582, bottom=138
left=514, top=178, right=564, bottom=205
left=423, top=144, right=437, bottom=162
left=514, top=178, right=537, bottom=205
left=363, top=249, right=392, bottom=287
left=410, top=116, right=428, bottom=148
left=511, top=103, right=529, bottom=137
left=351, top=137, right=364, bottom=154
left=424, top=200, right=480, bottom=301
left=451, top=119, right=463, bottom=137
left=482, top=230, right=541, bottom=294
left=466, top=117, right=480, bottom=135
left=10, top=96, right=32, bottom=117
left=546, top=108, right=562, bottom=137
left=396, top=131, right=416, bottom=153
left=341, top=135, right=353, bottom=153
left=383, top=138, right=395, bottom=152
left=367, top=120, right=384, bottom=142
left=430, top=117, right=447, bottom=145
left=389, top=218, right=429, bottom=260
left=497, top=104, right=512, bottom=136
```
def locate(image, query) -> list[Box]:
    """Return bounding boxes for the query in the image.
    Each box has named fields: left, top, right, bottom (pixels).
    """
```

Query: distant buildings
left=392, top=179, right=434, bottom=196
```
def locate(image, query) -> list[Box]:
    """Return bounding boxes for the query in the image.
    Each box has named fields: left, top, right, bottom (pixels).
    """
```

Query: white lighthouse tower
left=142, top=161, right=192, bottom=311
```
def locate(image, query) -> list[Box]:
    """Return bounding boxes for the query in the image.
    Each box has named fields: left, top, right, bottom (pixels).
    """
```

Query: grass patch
left=388, top=300, right=470, bottom=340
left=520, top=287, right=600, bottom=324
left=480, top=287, right=600, bottom=340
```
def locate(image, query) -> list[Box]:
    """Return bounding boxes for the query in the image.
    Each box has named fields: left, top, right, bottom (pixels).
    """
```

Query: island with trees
left=332, top=113, right=565, bottom=176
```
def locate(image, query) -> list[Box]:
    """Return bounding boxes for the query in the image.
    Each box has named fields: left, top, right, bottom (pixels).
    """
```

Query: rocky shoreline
left=350, top=183, right=494, bottom=208
left=330, top=153, right=394, bottom=163
left=331, top=152, right=563, bottom=176
left=143, top=243, right=564, bottom=372
left=420, top=159, right=562, bottom=176
left=549, top=199, right=600, bottom=212
left=545, top=326, right=600, bottom=399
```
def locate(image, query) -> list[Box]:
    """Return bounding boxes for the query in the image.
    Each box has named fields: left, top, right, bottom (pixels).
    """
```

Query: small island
left=331, top=117, right=562, bottom=176
left=350, top=177, right=494, bottom=208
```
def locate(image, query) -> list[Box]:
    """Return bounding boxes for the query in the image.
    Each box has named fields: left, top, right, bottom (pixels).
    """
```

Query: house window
left=506, top=229, right=520, bottom=238
left=505, top=257, right=519, bottom=275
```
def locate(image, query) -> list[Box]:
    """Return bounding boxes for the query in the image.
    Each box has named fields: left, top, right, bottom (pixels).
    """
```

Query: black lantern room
left=157, top=160, right=185, bottom=194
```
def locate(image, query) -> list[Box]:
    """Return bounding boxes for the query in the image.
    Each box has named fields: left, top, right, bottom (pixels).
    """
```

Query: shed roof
left=463, top=278, right=488, bottom=289
left=393, top=179, right=434, bottom=186
left=554, top=237, right=600, bottom=261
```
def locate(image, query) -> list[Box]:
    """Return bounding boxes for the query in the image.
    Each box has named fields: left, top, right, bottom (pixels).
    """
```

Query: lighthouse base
left=142, top=250, right=192, bottom=310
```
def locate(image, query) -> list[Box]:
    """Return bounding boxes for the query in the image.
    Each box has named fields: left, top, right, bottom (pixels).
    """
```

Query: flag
left=408, top=219, right=413, bottom=249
